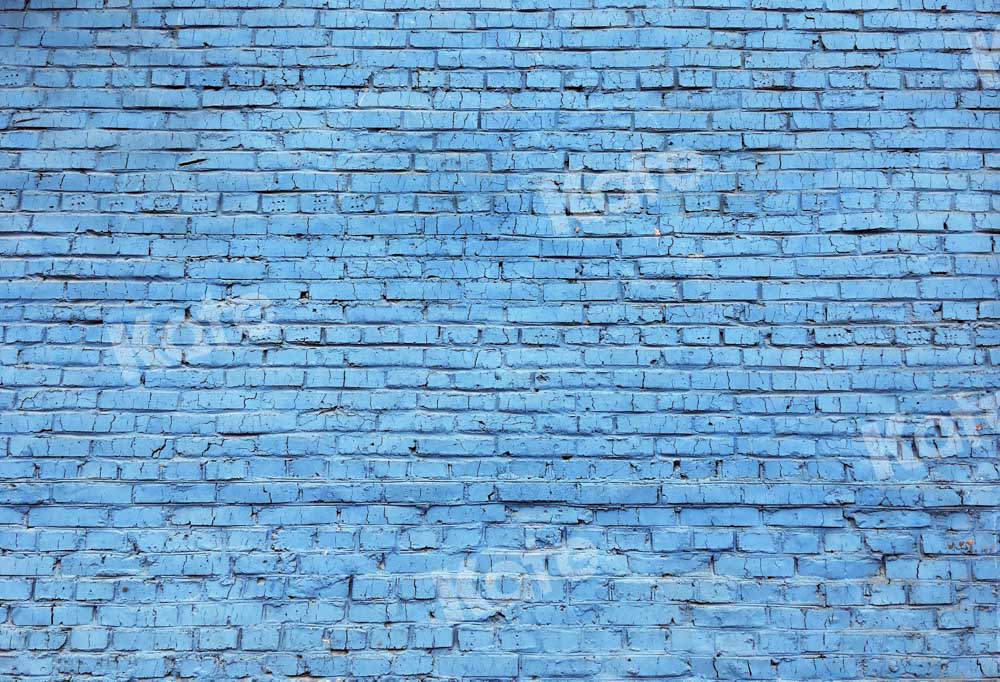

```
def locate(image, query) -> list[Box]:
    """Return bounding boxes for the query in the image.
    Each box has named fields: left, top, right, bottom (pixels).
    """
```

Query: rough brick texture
left=1, top=0, right=999, bottom=679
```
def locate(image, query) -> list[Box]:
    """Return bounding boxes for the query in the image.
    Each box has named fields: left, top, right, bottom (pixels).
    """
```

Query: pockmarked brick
left=0, top=0, right=998, bottom=679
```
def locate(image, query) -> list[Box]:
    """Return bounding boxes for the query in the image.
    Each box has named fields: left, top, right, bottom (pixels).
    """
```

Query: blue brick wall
left=1, top=0, right=999, bottom=679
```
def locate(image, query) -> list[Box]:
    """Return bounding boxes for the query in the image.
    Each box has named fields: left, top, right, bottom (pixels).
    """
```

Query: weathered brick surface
left=1, top=1, right=999, bottom=679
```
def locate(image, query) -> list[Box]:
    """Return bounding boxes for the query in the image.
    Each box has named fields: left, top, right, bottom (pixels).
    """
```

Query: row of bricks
left=4, top=503, right=995, bottom=528
left=3, top=154, right=999, bottom=175
left=0, top=68, right=987, bottom=91
left=4, top=323, right=999, bottom=345
left=6, top=7, right=996, bottom=29
left=3, top=363, right=995, bottom=385
left=2, top=233, right=995, bottom=254
left=2, top=273, right=999, bottom=295
left=4, top=88, right=998, bottom=112
left=2, top=168, right=993, bottom=192
left=4, top=389, right=998, bottom=413
left=0, top=627, right=997, bottom=659
left=0, top=415, right=996, bottom=442
left=0, top=547, right=994, bottom=577
left=0, top=479, right=996, bottom=504
left=0, top=652, right=996, bottom=681
left=5, top=111, right=994, bottom=136
left=4, top=194, right=998, bottom=218
left=2, top=0, right=989, bottom=11
left=0, top=599, right=996, bottom=629
left=8, top=303, right=988, bottom=325
left=2, top=455, right=993, bottom=486
left=0, top=525, right=995, bottom=554
left=4, top=348, right=997, bottom=371
left=6, top=37, right=998, bottom=68
left=2, top=277, right=998, bottom=301
left=2, top=570, right=997, bottom=603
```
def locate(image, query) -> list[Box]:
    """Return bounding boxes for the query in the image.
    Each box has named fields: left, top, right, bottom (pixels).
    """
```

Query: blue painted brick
left=0, top=1, right=997, bottom=679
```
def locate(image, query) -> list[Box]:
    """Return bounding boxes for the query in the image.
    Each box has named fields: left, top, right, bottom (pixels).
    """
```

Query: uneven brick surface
left=1, top=1, right=999, bottom=679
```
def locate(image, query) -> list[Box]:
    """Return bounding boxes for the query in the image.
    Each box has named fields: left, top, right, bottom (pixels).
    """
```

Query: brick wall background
left=1, top=0, right=999, bottom=679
